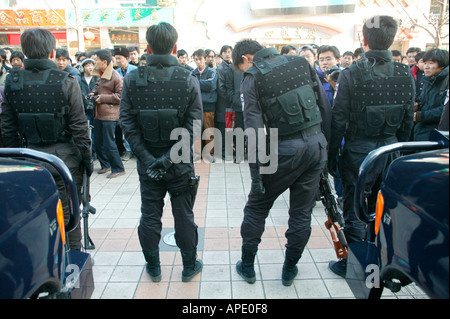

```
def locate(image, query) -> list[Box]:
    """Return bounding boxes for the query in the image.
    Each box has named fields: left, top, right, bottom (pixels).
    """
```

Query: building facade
left=1, top=0, right=448, bottom=59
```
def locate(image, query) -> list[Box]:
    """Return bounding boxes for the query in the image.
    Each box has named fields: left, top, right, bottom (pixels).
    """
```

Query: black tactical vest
left=127, top=63, right=192, bottom=148
left=246, top=48, right=322, bottom=137
left=4, top=68, right=70, bottom=145
left=348, top=59, right=414, bottom=139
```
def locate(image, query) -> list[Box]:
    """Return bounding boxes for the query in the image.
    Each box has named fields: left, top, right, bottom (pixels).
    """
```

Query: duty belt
left=279, top=124, right=322, bottom=141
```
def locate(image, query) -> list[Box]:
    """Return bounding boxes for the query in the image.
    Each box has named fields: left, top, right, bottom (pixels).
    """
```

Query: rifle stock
left=319, top=173, right=348, bottom=259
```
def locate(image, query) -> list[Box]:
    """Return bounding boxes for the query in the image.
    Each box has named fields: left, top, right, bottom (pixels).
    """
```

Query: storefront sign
left=68, top=8, right=174, bottom=27
left=0, top=9, right=66, bottom=27
left=109, top=30, right=139, bottom=44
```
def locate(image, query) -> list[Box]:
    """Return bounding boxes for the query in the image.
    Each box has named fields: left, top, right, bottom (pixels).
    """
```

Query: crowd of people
left=2, top=38, right=448, bottom=165
left=0, top=17, right=448, bottom=287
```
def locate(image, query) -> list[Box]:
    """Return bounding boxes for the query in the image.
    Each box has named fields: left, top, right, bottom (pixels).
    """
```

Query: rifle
left=319, top=173, right=348, bottom=259
left=81, top=168, right=96, bottom=250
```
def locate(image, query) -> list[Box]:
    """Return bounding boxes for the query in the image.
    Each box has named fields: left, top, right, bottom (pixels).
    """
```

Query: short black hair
left=128, top=46, right=139, bottom=53
left=177, top=49, right=188, bottom=58
left=55, top=48, right=70, bottom=59
left=0, top=48, right=6, bottom=62
left=281, top=45, right=297, bottom=55
left=76, top=51, right=87, bottom=62
left=391, top=50, right=402, bottom=57
left=146, top=22, right=178, bottom=55
left=363, top=16, right=398, bottom=50
left=95, top=49, right=112, bottom=65
left=415, top=51, right=426, bottom=63
left=193, top=49, right=206, bottom=58
left=353, top=48, right=364, bottom=58
left=10, top=51, right=24, bottom=61
left=423, top=49, right=449, bottom=69
left=220, top=45, right=232, bottom=55
left=205, top=49, right=215, bottom=57
left=406, top=47, right=421, bottom=55
left=299, top=45, right=316, bottom=55
left=20, top=28, right=56, bottom=59
left=232, top=39, right=264, bottom=69
left=343, top=51, right=354, bottom=57
left=317, top=45, right=341, bottom=59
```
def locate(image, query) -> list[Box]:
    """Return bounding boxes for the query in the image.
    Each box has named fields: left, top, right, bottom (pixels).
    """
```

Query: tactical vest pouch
left=18, top=113, right=41, bottom=144
left=158, top=109, right=180, bottom=141
left=140, top=109, right=180, bottom=143
left=277, top=85, right=319, bottom=125
left=36, top=113, right=59, bottom=143
left=365, top=104, right=403, bottom=137
left=385, top=105, right=404, bottom=136
left=18, top=113, right=59, bottom=144
left=140, top=110, right=160, bottom=143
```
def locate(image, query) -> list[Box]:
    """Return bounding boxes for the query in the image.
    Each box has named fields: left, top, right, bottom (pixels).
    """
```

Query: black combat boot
left=180, top=249, right=203, bottom=282
left=236, top=247, right=258, bottom=284
left=329, top=258, right=347, bottom=278
left=282, top=249, right=302, bottom=286
left=143, top=250, right=161, bottom=282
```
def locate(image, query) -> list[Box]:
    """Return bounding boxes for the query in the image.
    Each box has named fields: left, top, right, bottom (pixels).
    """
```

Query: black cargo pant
left=241, top=133, right=327, bottom=256
left=137, top=162, right=199, bottom=252
left=32, top=143, right=84, bottom=250
left=340, top=138, right=396, bottom=244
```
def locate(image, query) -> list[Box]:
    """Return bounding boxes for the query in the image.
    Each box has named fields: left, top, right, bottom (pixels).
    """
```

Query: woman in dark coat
left=414, top=49, right=449, bottom=141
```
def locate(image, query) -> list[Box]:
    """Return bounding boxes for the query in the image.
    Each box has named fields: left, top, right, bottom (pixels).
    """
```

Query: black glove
left=149, top=155, right=173, bottom=171
left=81, top=151, right=94, bottom=177
left=146, top=168, right=167, bottom=181
left=251, top=177, right=265, bottom=196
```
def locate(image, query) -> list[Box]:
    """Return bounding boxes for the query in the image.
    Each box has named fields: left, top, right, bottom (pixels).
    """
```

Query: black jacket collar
left=24, top=59, right=58, bottom=71
left=147, top=55, right=179, bottom=67
left=364, top=50, right=393, bottom=62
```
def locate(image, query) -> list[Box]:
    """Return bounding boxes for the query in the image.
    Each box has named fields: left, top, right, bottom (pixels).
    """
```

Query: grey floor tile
left=109, top=266, right=144, bottom=282
left=92, top=252, right=122, bottom=266
left=100, top=282, right=138, bottom=299
left=201, top=264, right=231, bottom=282
left=323, top=279, right=354, bottom=298
left=203, top=251, right=230, bottom=265
left=118, top=252, right=145, bottom=266
left=294, top=279, right=331, bottom=299
left=263, top=280, right=298, bottom=299
left=232, top=281, right=265, bottom=299
left=200, top=282, right=232, bottom=299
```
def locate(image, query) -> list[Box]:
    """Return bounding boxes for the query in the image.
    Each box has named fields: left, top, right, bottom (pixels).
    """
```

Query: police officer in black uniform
left=120, top=22, right=203, bottom=283
left=232, top=40, right=331, bottom=286
left=327, top=16, right=415, bottom=277
left=1, top=28, right=93, bottom=251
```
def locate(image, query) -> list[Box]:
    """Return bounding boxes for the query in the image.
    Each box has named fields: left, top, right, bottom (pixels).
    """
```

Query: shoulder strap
left=8, top=68, right=24, bottom=91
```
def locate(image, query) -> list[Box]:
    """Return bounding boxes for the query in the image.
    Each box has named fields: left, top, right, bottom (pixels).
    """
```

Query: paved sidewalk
left=84, top=158, right=428, bottom=299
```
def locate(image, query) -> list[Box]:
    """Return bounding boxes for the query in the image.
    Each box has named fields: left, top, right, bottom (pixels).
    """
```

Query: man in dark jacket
left=79, top=58, right=99, bottom=112
left=192, top=49, right=218, bottom=161
left=120, top=22, right=203, bottom=283
left=79, top=58, right=99, bottom=155
left=217, top=45, right=244, bottom=161
left=1, top=28, right=92, bottom=250
left=56, top=48, right=81, bottom=83
left=327, top=16, right=415, bottom=277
